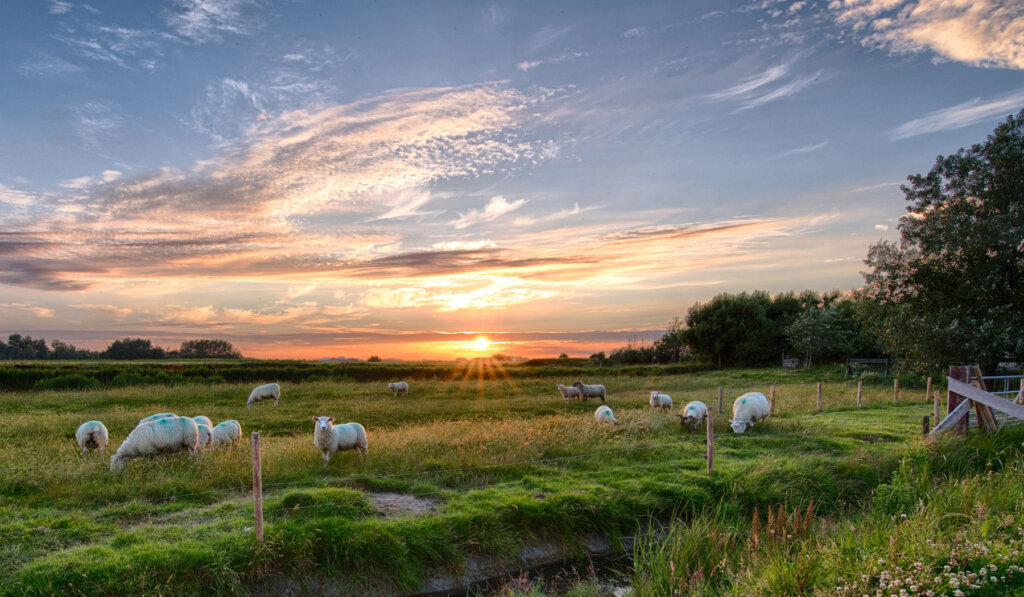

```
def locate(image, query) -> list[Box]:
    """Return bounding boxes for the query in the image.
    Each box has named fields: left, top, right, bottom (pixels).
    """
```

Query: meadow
left=1, top=361, right=1019, bottom=596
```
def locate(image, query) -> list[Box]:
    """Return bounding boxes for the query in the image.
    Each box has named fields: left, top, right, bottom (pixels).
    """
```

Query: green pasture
left=0, top=365, right=941, bottom=595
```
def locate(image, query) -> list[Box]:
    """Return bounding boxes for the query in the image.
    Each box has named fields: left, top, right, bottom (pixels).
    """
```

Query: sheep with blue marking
left=730, top=392, right=771, bottom=434
left=209, top=420, right=242, bottom=448
left=75, top=421, right=109, bottom=454
left=247, top=383, right=280, bottom=407
left=110, top=416, right=199, bottom=472
left=192, top=415, right=212, bottom=428
left=594, top=405, right=618, bottom=424
left=677, top=401, right=708, bottom=431
left=139, top=413, right=176, bottom=425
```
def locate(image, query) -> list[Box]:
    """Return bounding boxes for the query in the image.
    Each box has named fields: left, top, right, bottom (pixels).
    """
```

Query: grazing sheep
left=730, top=392, right=771, bottom=434
left=209, top=420, right=242, bottom=448
left=387, top=381, right=409, bottom=397
left=312, top=416, right=367, bottom=466
left=556, top=383, right=583, bottom=403
left=192, top=415, right=212, bottom=428
left=247, top=383, right=280, bottom=407
left=594, top=405, right=618, bottom=424
left=573, top=380, right=606, bottom=402
left=75, top=421, right=109, bottom=454
left=110, top=416, right=199, bottom=472
left=139, top=413, right=176, bottom=425
left=649, top=391, right=673, bottom=410
left=196, top=423, right=212, bottom=448
left=677, top=401, right=709, bottom=431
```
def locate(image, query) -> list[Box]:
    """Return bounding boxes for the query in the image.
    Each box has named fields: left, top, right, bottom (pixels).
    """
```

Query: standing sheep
left=677, top=401, right=709, bottom=431
left=387, top=381, right=409, bottom=397
left=573, top=380, right=606, bottom=402
left=730, top=392, right=771, bottom=434
left=139, top=413, right=176, bottom=425
left=110, top=416, right=199, bottom=472
left=192, top=415, right=213, bottom=428
left=556, top=383, right=583, bottom=403
left=594, top=405, right=618, bottom=424
left=209, top=420, right=242, bottom=448
left=649, top=391, right=673, bottom=410
left=75, top=421, right=109, bottom=454
left=312, top=416, right=367, bottom=466
left=247, top=383, right=280, bottom=407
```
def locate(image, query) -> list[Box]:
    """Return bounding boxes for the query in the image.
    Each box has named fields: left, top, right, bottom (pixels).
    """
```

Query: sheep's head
left=312, top=416, right=335, bottom=430
left=573, top=380, right=584, bottom=389
left=729, top=419, right=749, bottom=434
left=110, top=455, right=124, bottom=472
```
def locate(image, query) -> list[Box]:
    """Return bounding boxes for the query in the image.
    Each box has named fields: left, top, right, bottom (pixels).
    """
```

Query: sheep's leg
left=322, top=451, right=331, bottom=466
left=82, top=446, right=87, bottom=455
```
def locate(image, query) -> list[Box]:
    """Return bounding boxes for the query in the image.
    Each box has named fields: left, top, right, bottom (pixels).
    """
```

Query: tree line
left=0, top=336, right=242, bottom=360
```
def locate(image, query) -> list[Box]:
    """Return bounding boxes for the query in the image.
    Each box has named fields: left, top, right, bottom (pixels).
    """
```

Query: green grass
left=0, top=365, right=944, bottom=595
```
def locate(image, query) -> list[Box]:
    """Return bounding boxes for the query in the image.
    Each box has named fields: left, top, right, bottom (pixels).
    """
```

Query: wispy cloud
left=450, top=196, right=528, bottom=229
left=831, top=0, right=1024, bottom=70
left=528, top=24, right=575, bottom=53
left=17, top=54, right=84, bottom=78
left=48, top=0, right=73, bottom=14
left=621, top=27, right=647, bottom=39
left=889, top=88, right=1024, bottom=139
left=512, top=202, right=594, bottom=226
left=71, top=303, right=132, bottom=318
left=0, top=303, right=55, bottom=318
left=708, top=64, right=789, bottom=100
left=735, top=69, right=823, bottom=112
left=516, top=51, right=586, bottom=72
left=166, top=0, right=258, bottom=43
left=778, top=139, right=828, bottom=157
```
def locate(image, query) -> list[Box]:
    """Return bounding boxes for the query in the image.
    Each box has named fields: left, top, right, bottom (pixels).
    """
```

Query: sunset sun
left=472, top=336, right=490, bottom=352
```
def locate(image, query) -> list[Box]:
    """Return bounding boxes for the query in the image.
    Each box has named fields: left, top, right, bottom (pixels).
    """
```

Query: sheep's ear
left=328, top=417, right=334, bottom=422
left=312, top=417, right=319, bottom=422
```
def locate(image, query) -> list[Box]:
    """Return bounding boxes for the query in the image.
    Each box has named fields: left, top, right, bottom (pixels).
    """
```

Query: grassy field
left=0, top=363, right=995, bottom=595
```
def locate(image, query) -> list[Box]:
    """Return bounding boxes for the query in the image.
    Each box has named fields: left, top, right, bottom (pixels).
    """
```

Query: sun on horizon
left=472, top=336, right=490, bottom=352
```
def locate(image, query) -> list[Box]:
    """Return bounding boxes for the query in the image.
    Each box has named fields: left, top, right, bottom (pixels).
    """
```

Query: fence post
left=925, top=377, right=932, bottom=404
left=949, top=366, right=970, bottom=434
left=706, top=412, right=714, bottom=474
left=717, top=387, right=723, bottom=415
left=857, top=381, right=863, bottom=408
left=933, top=390, right=941, bottom=422
left=251, top=431, right=263, bottom=541
left=769, top=384, right=776, bottom=413
left=922, top=415, right=930, bottom=437
left=1018, top=378, right=1023, bottom=404
left=893, top=378, right=899, bottom=404
left=816, top=382, right=822, bottom=411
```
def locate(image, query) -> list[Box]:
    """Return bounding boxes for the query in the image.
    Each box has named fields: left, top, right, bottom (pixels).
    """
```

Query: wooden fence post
left=893, top=378, right=899, bottom=404
left=922, top=415, right=930, bottom=437
left=933, top=390, right=940, bottom=422
left=925, top=377, right=932, bottom=404
left=949, top=366, right=970, bottom=434
left=816, top=382, right=822, bottom=411
left=857, top=381, right=863, bottom=408
left=717, top=387, right=723, bottom=415
left=769, top=384, right=776, bottom=413
left=706, top=412, right=714, bottom=474
left=1018, top=378, right=1024, bottom=404
left=251, top=431, right=264, bottom=541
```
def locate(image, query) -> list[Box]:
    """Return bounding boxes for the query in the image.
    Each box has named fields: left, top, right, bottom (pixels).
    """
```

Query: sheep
left=209, top=420, right=242, bottom=448
left=649, top=391, right=673, bottom=410
left=196, top=423, right=212, bottom=448
left=730, top=392, right=771, bottom=434
left=110, top=416, right=199, bottom=472
left=556, top=383, right=583, bottom=403
left=312, top=416, right=367, bottom=466
left=247, top=383, right=280, bottom=407
left=677, top=401, right=709, bottom=431
left=139, top=413, right=176, bottom=425
left=573, top=380, right=606, bottom=402
left=75, top=421, right=109, bottom=454
left=387, top=381, right=409, bottom=397
left=192, top=415, right=212, bottom=428
left=594, top=405, right=618, bottom=424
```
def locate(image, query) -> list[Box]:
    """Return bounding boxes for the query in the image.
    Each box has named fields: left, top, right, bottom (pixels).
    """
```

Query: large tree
left=103, top=338, right=166, bottom=360
left=178, top=338, right=242, bottom=359
left=862, top=110, right=1024, bottom=373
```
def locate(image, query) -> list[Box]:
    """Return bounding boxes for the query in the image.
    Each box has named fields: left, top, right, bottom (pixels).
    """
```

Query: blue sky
left=1, top=0, right=1022, bottom=358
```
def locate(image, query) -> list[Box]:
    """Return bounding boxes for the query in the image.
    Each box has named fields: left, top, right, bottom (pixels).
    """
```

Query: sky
left=1, top=0, right=1022, bottom=360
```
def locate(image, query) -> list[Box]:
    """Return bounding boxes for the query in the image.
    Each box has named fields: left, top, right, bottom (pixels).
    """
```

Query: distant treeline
left=606, top=289, right=887, bottom=368
left=0, top=335, right=242, bottom=361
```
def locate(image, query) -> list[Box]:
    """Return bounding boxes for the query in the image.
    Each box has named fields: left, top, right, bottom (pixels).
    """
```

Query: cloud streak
left=890, top=88, right=1024, bottom=139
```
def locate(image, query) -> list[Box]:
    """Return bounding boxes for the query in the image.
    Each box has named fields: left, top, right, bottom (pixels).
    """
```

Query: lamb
left=387, top=381, right=409, bottom=397
left=312, top=416, right=367, bottom=466
left=192, top=415, right=212, bottom=428
left=75, top=421, right=109, bottom=454
left=139, top=413, right=176, bottom=425
left=556, top=383, right=583, bottom=403
left=730, top=392, right=771, bottom=434
left=649, top=391, right=673, bottom=410
left=677, top=401, right=709, bottom=431
left=594, top=405, right=618, bottom=424
left=196, top=423, right=212, bottom=448
left=209, top=420, right=242, bottom=448
left=573, top=380, right=606, bottom=402
left=247, top=383, right=280, bottom=407
left=110, top=416, right=199, bottom=472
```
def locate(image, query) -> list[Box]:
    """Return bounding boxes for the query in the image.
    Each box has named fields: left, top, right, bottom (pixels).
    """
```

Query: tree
left=178, top=339, right=242, bottom=359
left=1, top=334, right=50, bottom=359
left=652, top=317, right=689, bottom=363
left=862, top=111, right=1024, bottom=373
left=103, top=338, right=166, bottom=360
left=367, top=355, right=381, bottom=362
left=680, top=291, right=782, bottom=366
left=785, top=306, right=853, bottom=367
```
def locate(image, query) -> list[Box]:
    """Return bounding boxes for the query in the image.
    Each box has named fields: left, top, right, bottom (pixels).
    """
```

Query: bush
left=32, top=374, right=101, bottom=392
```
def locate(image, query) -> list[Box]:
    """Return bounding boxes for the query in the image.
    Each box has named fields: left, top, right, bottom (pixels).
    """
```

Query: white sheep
left=247, top=383, right=280, bottom=407
left=594, top=405, right=618, bottom=424
left=110, top=416, right=199, bottom=472
left=677, top=401, right=709, bottom=431
left=196, top=423, right=212, bottom=448
left=312, top=416, right=367, bottom=466
left=730, top=392, right=771, bottom=434
left=192, top=415, right=212, bottom=428
left=75, top=421, right=109, bottom=454
left=649, top=391, right=673, bottom=410
left=209, top=420, right=242, bottom=448
left=573, top=380, right=606, bottom=402
left=387, top=381, right=409, bottom=397
left=139, top=413, right=176, bottom=425
left=556, top=383, right=583, bottom=403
